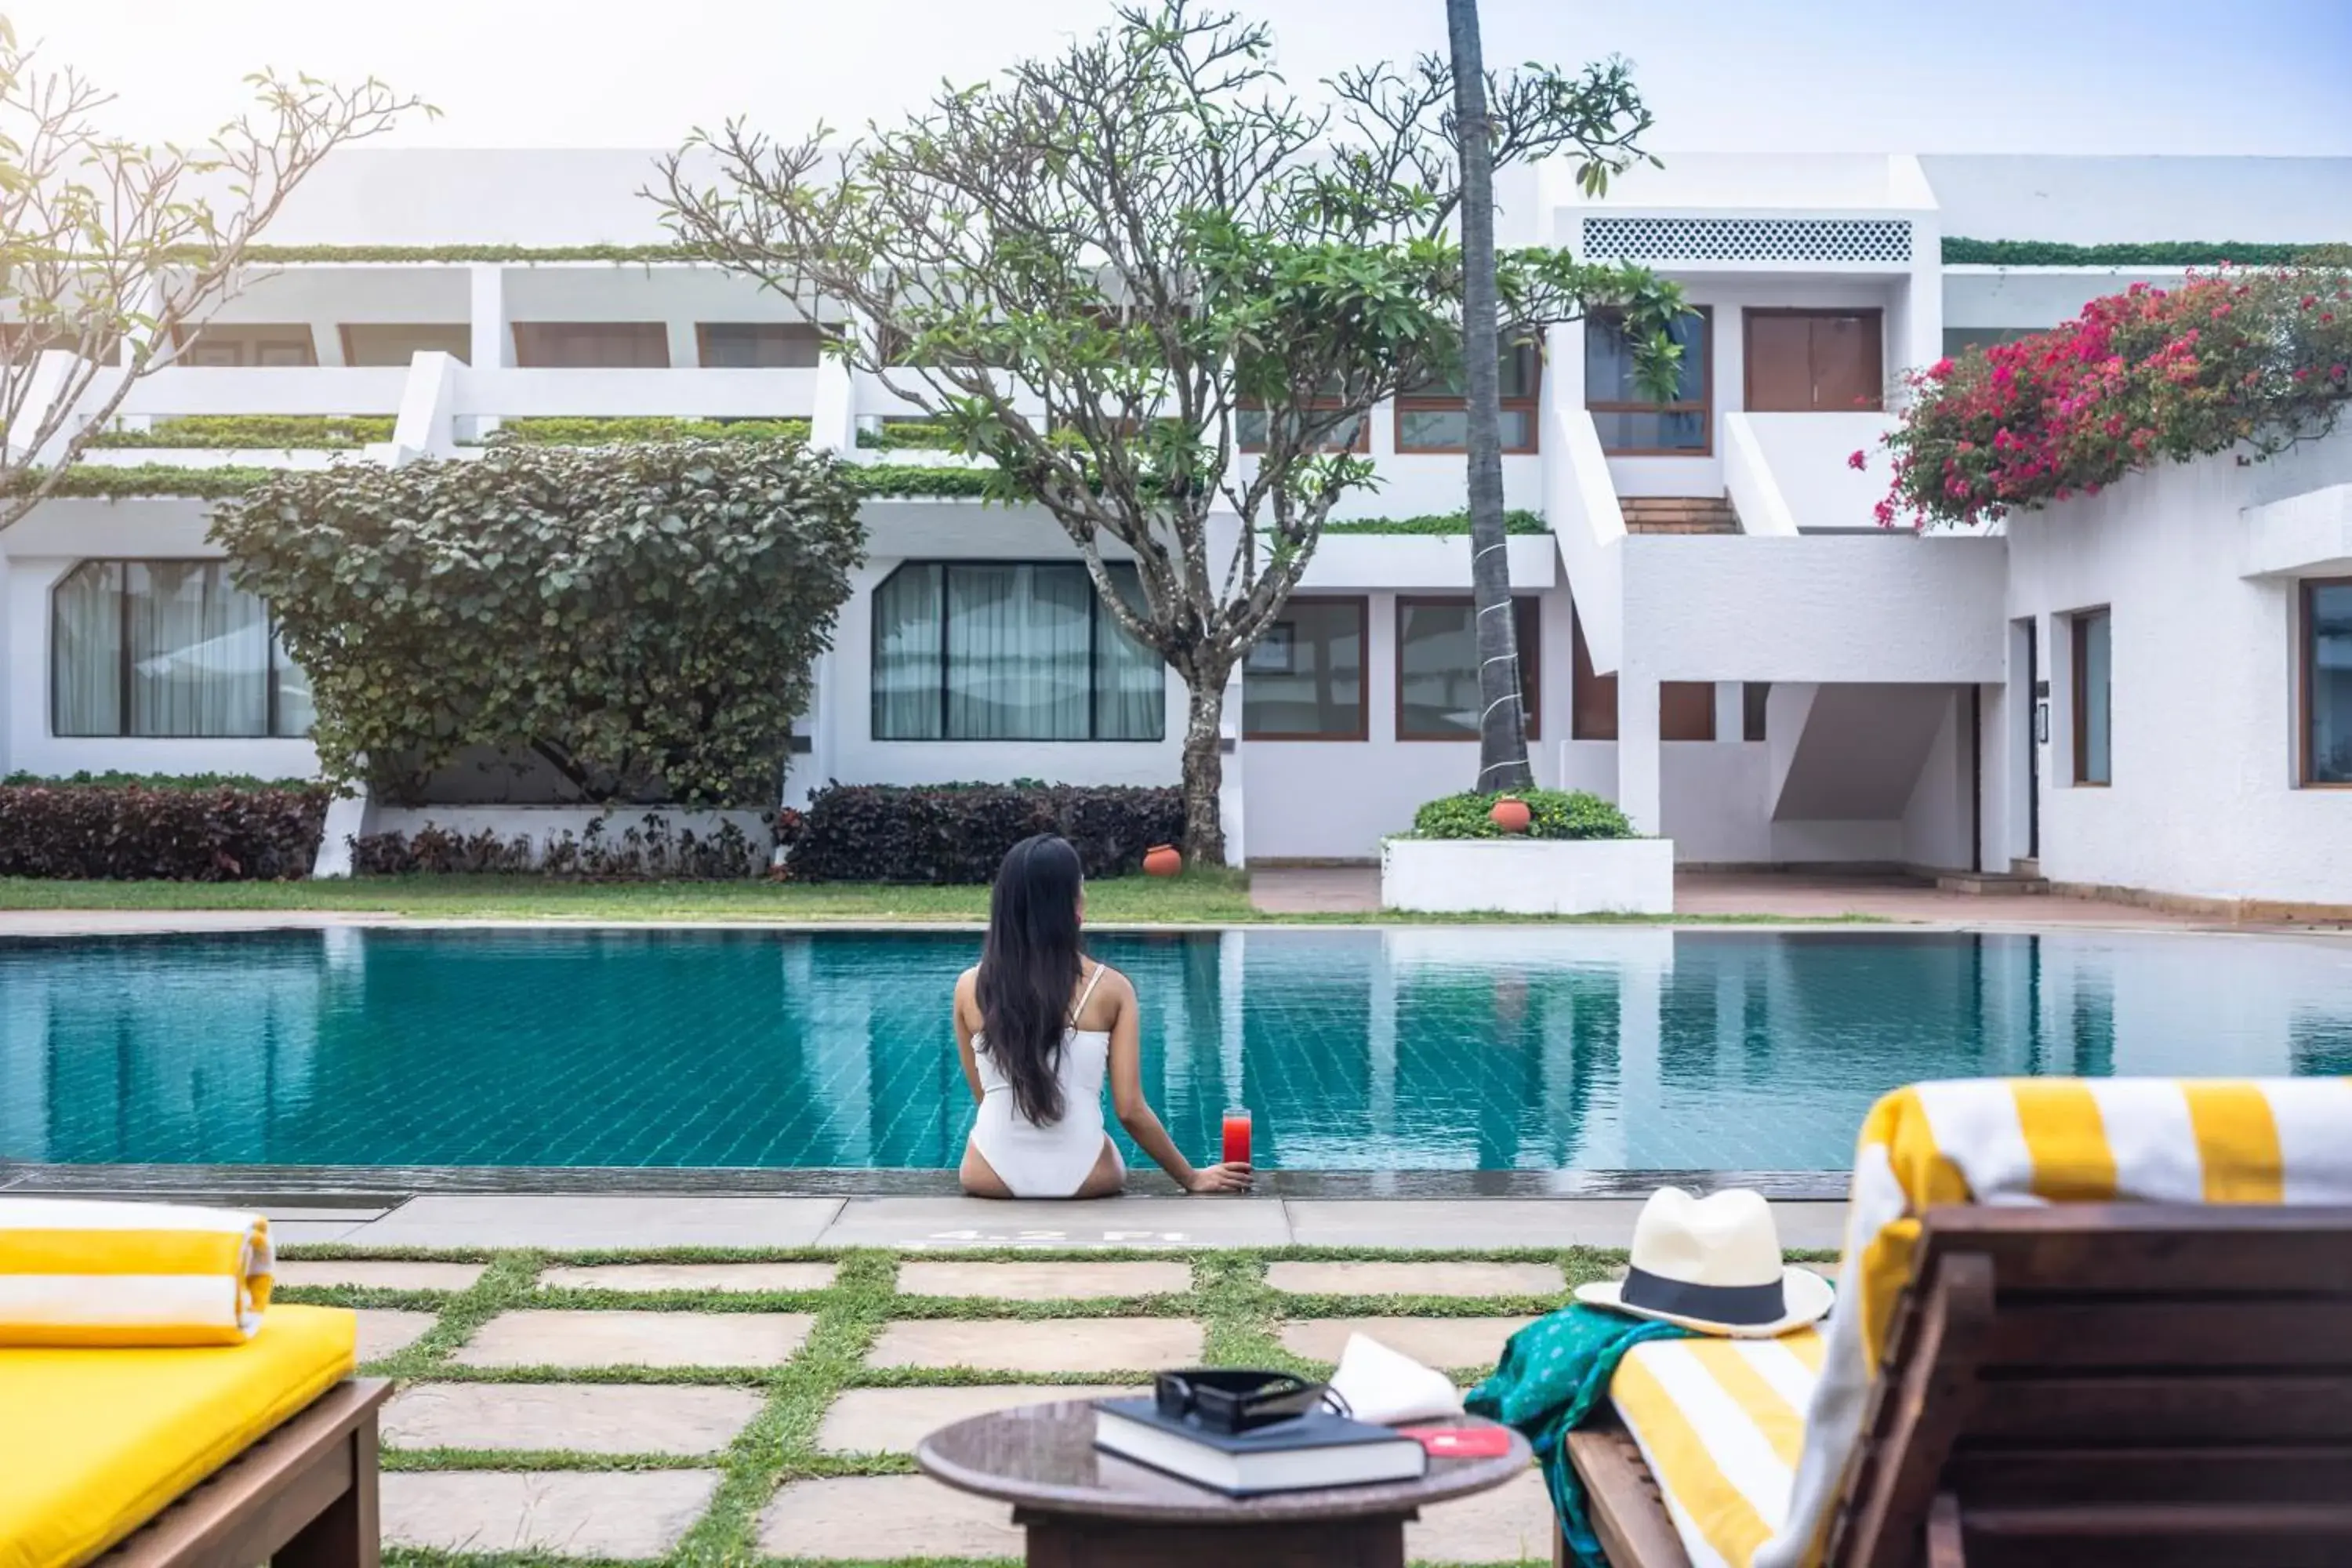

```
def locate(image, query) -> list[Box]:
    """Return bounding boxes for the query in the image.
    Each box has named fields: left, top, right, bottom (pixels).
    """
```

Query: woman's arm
left=1104, top=971, right=1250, bottom=1194
left=953, top=967, right=985, bottom=1105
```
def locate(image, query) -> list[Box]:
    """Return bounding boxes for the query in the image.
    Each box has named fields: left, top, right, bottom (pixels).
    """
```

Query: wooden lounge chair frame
left=96, top=1377, right=390, bottom=1568
left=1565, top=1205, right=2352, bottom=1567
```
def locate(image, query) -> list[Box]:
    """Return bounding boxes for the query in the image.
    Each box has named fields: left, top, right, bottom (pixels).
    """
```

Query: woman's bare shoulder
left=953, top=965, right=980, bottom=1014
left=1080, top=960, right=1134, bottom=1029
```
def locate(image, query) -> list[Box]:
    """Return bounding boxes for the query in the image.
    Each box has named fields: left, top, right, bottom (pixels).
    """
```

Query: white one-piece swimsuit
left=969, top=965, right=1125, bottom=1197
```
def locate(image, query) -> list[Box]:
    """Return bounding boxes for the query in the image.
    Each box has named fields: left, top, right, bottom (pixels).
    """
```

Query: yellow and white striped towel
left=0, top=1200, right=275, bottom=1347
left=1746, top=1077, right=2352, bottom=1568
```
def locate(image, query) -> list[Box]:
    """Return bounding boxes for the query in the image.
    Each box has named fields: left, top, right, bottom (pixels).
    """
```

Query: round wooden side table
left=916, top=1398, right=1536, bottom=1567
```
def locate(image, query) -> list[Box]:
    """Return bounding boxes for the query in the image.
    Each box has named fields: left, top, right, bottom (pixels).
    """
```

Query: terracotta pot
left=1489, top=797, right=1532, bottom=835
left=1142, top=844, right=1183, bottom=877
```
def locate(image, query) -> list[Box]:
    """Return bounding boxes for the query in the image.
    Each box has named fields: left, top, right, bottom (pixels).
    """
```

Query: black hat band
left=1621, top=1265, right=1788, bottom=1326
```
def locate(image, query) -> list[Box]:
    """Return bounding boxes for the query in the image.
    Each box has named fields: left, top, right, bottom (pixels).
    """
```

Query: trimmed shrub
left=0, top=783, right=330, bottom=880
left=788, top=782, right=1185, bottom=883
left=4, top=771, right=312, bottom=791
left=350, top=815, right=767, bottom=879
left=1406, top=787, right=1635, bottom=841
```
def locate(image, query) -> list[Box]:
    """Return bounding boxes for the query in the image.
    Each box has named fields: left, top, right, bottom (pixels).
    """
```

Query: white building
left=4, top=149, right=2349, bottom=913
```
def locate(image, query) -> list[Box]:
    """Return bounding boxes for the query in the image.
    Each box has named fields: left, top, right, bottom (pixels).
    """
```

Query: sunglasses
left=1153, top=1368, right=1348, bottom=1434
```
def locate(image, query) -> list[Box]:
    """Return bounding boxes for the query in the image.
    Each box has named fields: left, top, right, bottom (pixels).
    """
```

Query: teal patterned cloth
left=1467, top=1304, right=1694, bottom=1568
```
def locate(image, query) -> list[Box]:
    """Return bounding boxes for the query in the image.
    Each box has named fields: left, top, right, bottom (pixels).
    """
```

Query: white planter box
left=1379, top=837, right=1676, bottom=916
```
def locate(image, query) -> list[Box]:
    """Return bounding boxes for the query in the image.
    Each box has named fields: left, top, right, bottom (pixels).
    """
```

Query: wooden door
left=1744, top=310, right=1883, bottom=412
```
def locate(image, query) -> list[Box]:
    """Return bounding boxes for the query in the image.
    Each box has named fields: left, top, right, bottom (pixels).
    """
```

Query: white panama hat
left=1573, top=1186, right=1834, bottom=1338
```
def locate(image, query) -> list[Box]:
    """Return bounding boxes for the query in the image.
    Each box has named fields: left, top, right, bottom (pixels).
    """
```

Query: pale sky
left=16, top=0, right=2352, bottom=157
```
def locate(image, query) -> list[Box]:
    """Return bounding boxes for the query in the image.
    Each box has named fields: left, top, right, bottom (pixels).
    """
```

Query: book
left=1091, top=1396, right=1428, bottom=1495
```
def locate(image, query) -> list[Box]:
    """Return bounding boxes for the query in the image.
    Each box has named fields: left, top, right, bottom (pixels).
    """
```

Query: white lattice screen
left=1579, top=217, right=1913, bottom=265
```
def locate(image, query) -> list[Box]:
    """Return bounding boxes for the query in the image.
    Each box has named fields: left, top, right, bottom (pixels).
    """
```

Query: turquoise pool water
left=5, top=927, right=2350, bottom=1172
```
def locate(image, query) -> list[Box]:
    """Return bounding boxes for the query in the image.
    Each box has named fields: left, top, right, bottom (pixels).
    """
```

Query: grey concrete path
left=214, top=1192, right=1849, bottom=1251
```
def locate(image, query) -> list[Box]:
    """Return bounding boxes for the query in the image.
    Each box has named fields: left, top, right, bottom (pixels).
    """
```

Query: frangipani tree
left=0, top=19, right=428, bottom=531
left=655, top=1, right=1682, bottom=861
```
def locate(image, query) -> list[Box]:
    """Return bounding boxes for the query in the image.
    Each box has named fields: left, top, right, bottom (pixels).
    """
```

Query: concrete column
left=1617, top=669, right=1662, bottom=834
left=468, top=266, right=506, bottom=369
left=1713, top=681, right=1744, bottom=746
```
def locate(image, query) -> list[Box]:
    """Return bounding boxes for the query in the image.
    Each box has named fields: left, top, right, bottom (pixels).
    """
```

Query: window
left=698, top=323, right=828, bottom=368
left=1743, top=682, right=1770, bottom=742
left=1569, top=612, right=1716, bottom=741
left=1235, top=404, right=1368, bottom=455
left=1243, top=598, right=1367, bottom=739
left=1941, top=326, right=2043, bottom=361
left=1586, top=307, right=1709, bottom=454
left=173, top=325, right=317, bottom=366
left=511, top=322, right=670, bottom=368
left=2303, top=579, right=2352, bottom=786
left=338, top=324, right=470, bottom=365
left=2072, top=608, right=2111, bottom=785
left=871, top=562, right=1162, bottom=741
left=1396, top=597, right=1541, bottom=740
left=52, top=561, right=311, bottom=739
left=1395, top=338, right=1541, bottom=453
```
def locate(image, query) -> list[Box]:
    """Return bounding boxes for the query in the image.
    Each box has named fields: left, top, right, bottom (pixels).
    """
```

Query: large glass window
left=174, top=325, right=317, bottom=366
left=1396, top=597, right=1541, bottom=739
left=52, top=561, right=310, bottom=738
left=1395, top=338, right=1541, bottom=454
left=1570, top=611, right=1716, bottom=742
left=1243, top=598, right=1366, bottom=739
left=511, top=322, right=670, bottom=368
left=698, top=323, right=827, bottom=368
left=870, top=561, right=1163, bottom=741
left=2073, top=608, right=2112, bottom=786
left=2304, top=579, right=2352, bottom=785
left=1586, top=308, right=1710, bottom=455
left=339, top=324, right=470, bottom=365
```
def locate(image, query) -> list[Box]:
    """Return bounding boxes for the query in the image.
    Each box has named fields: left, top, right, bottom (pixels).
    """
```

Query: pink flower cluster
left=1875, top=266, right=2352, bottom=528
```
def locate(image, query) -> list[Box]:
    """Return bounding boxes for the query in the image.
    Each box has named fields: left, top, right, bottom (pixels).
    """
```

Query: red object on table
left=1399, top=1426, right=1515, bottom=1458
left=1221, top=1108, right=1252, bottom=1166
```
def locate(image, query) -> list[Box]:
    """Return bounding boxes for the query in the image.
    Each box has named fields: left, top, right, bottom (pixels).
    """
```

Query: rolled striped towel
left=0, top=1200, right=274, bottom=1347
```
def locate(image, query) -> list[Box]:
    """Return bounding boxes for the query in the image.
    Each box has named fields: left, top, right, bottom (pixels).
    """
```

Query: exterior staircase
left=1620, top=495, right=1740, bottom=535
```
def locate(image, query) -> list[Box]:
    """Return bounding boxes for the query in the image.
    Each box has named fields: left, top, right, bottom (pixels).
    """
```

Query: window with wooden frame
left=511, top=321, right=670, bottom=368
left=1585, top=307, right=1710, bottom=456
left=172, top=325, right=318, bottom=367
left=338, top=324, right=470, bottom=365
left=1243, top=597, right=1367, bottom=739
left=2072, top=608, right=2112, bottom=786
left=1395, top=597, right=1541, bottom=740
left=697, top=323, right=829, bottom=368
left=2302, top=578, right=2352, bottom=786
left=1394, top=337, right=1541, bottom=454
left=1570, top=611, right=1717, bottom=741
left=1236, top=374, right=1369, bottom=456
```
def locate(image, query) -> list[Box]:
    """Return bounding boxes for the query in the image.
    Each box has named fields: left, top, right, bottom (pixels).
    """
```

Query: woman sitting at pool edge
left=956, top=833, right=1252, bottom=1200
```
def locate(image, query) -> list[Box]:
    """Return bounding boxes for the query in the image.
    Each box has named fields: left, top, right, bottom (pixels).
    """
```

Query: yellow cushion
left=0, top=1305, right=356, bottom=1568
left=1610, top=1327, right=1826, bottom=1568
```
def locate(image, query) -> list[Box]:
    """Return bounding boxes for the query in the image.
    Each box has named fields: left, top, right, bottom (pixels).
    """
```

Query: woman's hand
left=1185, top=1163, right=1253, bottom=1194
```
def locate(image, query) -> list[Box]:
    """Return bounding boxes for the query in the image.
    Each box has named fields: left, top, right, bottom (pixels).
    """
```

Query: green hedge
left=24, top=464, right=286, bottom=499
left=485, top=416, right=811, bottom=446
left=1323, top=509, right=1546, bottom=536
left=1940, top=238, right=2340, bottom=268
left=856, top=420, right=963, bottom=451
left=3, top=770, right=315, bottom=791
left=1404, top=788, right=1635, bottom=840
left=86, top=416, right=396, bottom=450
left=847, top=463, right=996, bottom=497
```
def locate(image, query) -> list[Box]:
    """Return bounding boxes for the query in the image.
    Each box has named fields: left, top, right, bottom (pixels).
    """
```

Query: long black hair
left=976, top=833, right=1087, bottom=1126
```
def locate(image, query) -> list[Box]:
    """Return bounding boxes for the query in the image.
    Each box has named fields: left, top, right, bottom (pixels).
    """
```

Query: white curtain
left=1093, top=564, right=1164, bottom=741
left=128, top=562, right=268, bottom=737
left=51, top=561, right=123, bottom=735
left=873, top=564, right=945, bottom=739
left=947, top=564, right=1090, bottom=739
left=271, top=630, right=316, bottom=737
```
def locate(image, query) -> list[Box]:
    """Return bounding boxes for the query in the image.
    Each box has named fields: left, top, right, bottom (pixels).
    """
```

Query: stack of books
left=1091, top=1396, right=1428, bottom=1496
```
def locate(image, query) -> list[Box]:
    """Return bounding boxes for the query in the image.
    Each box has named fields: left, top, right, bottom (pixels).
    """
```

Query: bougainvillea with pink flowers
left=1870, top=266, right=2352, bottom=528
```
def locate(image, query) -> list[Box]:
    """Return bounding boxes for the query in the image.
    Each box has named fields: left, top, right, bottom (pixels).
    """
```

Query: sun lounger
left=1563, top=1078, right=2352, bottom=1567
left=0, top=1305, right=383, bottom=1568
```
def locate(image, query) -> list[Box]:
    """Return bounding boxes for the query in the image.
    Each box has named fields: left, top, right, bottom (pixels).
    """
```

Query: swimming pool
left=4, top=927, right=2350, bottom=1174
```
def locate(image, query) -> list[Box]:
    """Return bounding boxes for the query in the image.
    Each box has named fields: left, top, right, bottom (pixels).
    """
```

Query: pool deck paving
left=328, top=1246, right=1659, bottom=1565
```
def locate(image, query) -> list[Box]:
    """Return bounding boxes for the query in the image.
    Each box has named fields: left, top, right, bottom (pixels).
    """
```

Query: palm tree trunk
left=1447, top=0, right=1533, bottom=793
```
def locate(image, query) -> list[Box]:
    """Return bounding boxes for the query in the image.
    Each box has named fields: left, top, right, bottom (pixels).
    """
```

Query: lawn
left=0, top=869, right=1885, bottom=924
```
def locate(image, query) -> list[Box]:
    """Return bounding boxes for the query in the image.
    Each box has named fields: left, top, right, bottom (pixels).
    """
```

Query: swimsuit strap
left=1069, top=962, right=1108, bottom=1025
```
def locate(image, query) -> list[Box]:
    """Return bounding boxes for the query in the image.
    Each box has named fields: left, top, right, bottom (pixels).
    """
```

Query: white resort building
left=3, top=150, right=2350, bottom=914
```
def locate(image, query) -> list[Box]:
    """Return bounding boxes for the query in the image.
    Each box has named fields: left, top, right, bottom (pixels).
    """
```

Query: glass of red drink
left=1221, top=1106, right=1253, bottom=1166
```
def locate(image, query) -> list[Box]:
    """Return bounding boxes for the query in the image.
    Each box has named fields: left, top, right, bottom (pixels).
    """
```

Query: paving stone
left=353, top=1194, right=842, bottom=1249
left=896, top=1259, right=1192, bottom=1301
left=820, top=1194, right=1290, bottom=1248
left=383, top=1469, right=720, bottom=1556
left=452, top=1308, right=814, bottom=1368
left=537, top=1261, right=837, bottom=1294
left=867, top=1316, right=1203, bottom=1374
left=1265, top=1261, right=1563, bottom=1298
left=1278, top=1316, right=1537, bottom=1373
left=274, top=1259, right=487, bottom=1292
left=1406, top=1465, right=1555, bottom=1564
left=818, top=1385, right=1140, bottom=1454
left=355, top=1308, right=438, bottom=1363
left=758, top=1475, right=1022, bottom=1559
left=383, top=1381, right=763, bottom=1455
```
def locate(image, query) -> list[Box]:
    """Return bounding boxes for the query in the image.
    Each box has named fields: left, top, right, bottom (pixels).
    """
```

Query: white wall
left=1743, top=412, right=1900, bottom=532
left=2009, top=434, right=2352, bottom=907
